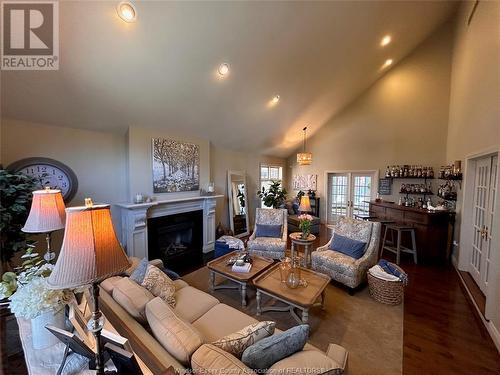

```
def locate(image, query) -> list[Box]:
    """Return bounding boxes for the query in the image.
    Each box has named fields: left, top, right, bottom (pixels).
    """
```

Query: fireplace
left=148, top=210, right=203, bottom=274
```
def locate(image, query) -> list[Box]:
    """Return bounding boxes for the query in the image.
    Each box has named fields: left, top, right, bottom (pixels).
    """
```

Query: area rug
left=183, top=266, right=403, bottom=375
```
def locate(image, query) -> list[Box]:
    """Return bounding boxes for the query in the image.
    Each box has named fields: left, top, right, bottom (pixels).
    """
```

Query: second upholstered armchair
left=247, top=208, right=288, bottom=259
left=311, top=217, right=381, bottom=292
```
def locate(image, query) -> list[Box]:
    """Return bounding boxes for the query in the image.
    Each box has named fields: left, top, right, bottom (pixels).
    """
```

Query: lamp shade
left=299, top=195, right=312, bottom=213
left=22, top=189, right=66, bottom=233
left=48, top=204, right=130, bottom=289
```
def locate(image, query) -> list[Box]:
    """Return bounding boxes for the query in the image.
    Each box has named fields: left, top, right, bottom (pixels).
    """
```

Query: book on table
left=232, top=262, right=252, bottom=273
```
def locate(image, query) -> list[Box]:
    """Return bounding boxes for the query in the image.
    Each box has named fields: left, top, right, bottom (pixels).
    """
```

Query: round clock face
left=7, top=158, right=78, bottom=202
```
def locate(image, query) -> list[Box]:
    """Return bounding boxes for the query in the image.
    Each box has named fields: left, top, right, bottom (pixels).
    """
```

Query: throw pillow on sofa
left=241, top=324, right=309, bottom=370
left=145, top=297, right=204, bottom=365
left=112, top=277, right=154, bottom=324
left=329, top=233, right=367, bottom=259
left=212, top=321, right=275, bottom=358
left=129, top=258, right=149, bottom=284
left=141, top=264, right=176, bottom=308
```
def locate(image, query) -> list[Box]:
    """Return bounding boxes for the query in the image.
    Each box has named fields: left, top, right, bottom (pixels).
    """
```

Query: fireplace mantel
left=115, top=195, right=223, bottom=259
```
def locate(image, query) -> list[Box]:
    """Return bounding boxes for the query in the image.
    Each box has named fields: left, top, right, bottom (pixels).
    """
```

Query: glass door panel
left=328, top=174, right=349, bottom=223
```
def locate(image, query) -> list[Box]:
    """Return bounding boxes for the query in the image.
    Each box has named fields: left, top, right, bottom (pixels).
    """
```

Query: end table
left=289, top=232, right=316, bottom=268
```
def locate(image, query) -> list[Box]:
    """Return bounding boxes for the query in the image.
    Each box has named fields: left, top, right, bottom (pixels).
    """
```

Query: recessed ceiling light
left=218, top=63, right=230, bottom=76
left=117, top=1, right=137, bottom=23
left=382, top=59, right=393, bottom=69
left=380, top=35, right=392, bottom=47
left=272, top=95, right=280, bottom=104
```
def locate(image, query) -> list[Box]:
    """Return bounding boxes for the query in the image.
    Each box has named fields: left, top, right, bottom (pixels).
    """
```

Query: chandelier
left=297, top=126, right=312, bottom=165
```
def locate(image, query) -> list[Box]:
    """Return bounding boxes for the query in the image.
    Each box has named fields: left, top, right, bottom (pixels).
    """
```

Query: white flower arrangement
left=9, top=276, right=73, bottom=319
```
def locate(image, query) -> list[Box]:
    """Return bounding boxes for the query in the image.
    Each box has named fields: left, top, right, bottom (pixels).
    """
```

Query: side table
left=289, top=232, right=316, bottom=268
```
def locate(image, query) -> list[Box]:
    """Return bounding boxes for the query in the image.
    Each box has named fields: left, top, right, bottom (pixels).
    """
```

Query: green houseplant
left=257, top=181, right=288, bottom=209
left=0, top=169, right=38, bottom=269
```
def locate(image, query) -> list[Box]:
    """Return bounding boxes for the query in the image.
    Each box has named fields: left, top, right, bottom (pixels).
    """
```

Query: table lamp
left=22, top=188, right=66, bottom=263
left=299, top=195, right=312, bottom=213
left=48, top=198, right=130, bottom=375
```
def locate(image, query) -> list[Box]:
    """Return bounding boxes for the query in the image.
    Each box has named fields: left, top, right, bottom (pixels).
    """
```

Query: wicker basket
left=368, top=263, right=405, bottom=305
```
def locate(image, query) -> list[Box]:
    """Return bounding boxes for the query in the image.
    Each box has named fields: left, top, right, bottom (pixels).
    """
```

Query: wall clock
left=7, top=157, right=79, bottom=203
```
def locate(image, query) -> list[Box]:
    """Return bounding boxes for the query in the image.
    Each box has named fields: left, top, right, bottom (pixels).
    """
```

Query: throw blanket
left=218, top=235, right=245, bottom=250
left=378, top=259, right=408, bottom=285
left=368, top=265, right=400, bottom=282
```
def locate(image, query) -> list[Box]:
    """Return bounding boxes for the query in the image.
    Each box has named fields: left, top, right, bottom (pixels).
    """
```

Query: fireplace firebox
left=148, top=210, right=203, bottom=274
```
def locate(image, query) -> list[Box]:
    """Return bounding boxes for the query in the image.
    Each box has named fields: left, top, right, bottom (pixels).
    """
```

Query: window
left=260, top=164, right=283, bottom=207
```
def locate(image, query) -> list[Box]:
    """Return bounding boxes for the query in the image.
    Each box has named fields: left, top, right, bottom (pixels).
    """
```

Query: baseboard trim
left=487, top=321, right=500, bottom=353
left=455, top=266, right=500, bottom=353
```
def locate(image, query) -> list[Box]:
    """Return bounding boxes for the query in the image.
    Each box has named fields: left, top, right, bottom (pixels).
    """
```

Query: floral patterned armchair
left=311, top=217, right=381, bottom=291
left=247, top=208, right=288, bottom=259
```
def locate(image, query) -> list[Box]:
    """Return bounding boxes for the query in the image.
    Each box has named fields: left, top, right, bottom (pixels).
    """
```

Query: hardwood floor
left=3, top=224, right=499, bottom=374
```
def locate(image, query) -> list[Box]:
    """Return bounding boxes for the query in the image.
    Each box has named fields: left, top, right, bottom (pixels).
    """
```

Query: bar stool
left=380, top=224, right=417, bottom=265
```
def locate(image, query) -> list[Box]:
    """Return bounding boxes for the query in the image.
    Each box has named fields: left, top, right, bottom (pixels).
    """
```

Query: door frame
left=458, top=147, right=500, bottom=327
left=323, top=169, right=379, bottom=224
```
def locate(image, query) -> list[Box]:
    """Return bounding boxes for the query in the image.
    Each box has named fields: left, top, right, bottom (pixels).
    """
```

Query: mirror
left=227, top=170, right=249, bottom=238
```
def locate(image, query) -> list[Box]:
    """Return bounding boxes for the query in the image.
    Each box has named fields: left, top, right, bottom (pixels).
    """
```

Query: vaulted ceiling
left=1, top=1, right=457, bottom=157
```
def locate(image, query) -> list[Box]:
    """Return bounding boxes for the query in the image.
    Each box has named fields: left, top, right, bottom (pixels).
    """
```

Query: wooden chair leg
left=380, top=226, right=389, bottom=259
left=411, top=230, right=418, bottom=264
left=396, top=230, right=402, bottom=265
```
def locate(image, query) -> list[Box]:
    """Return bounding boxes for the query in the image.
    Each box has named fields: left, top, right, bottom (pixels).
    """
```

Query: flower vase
left=31, top=308, right=65, bottom=349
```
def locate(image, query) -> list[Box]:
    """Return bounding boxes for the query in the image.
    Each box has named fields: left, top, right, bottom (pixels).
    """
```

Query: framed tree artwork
left=152, top=138, right=200, bottom=193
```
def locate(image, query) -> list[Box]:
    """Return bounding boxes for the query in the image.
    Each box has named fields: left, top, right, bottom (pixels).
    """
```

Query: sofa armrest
left=327, top=344, right=348, bottom=374
left=316, top=232, right=334, bottom=252
left=99, top=287, right=187, bottom=375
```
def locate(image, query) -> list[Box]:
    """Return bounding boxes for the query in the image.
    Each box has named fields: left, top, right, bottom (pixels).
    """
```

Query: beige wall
left=1, top=118, right=128, bottom=205
left=447, top=1, right=500, bottom=342
left=287, top=21, right=453, bottom=222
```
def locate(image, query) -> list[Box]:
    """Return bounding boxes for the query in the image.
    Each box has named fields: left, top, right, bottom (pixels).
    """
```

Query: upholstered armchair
left=311, top=217, right=381, bottom=292
left=247, top=208, right=288, bottom=259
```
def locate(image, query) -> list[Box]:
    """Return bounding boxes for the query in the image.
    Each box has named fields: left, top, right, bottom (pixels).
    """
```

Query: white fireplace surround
left=115, top=195, right=223, bottom=259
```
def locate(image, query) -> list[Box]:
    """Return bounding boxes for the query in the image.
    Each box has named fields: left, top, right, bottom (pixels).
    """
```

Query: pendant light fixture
left=297, top=126, right=312, bottom=165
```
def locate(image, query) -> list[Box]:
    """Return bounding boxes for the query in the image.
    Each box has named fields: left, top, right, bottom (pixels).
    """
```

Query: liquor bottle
left=385, top=166, right=391, bottom=178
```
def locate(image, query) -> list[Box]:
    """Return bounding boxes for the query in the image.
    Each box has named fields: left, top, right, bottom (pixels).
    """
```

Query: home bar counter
left=368, top=200, right=455, bottom=263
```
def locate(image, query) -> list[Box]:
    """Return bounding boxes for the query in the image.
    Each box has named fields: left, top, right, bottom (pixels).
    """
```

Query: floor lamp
left=22, top=188, right=66, bottom=263
left=48, top=199, right=130, bottom=375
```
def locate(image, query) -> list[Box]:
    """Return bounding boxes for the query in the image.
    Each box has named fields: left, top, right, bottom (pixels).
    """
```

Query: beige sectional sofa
left=99, top=257, right=348, bottom=375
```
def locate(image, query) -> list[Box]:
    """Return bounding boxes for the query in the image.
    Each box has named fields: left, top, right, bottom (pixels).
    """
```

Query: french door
left=469, top=155, right=497, bottom=293
left=327, top=171, right=376, bottom=224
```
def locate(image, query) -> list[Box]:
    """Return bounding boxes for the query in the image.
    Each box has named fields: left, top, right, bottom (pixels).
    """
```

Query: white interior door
left=469, top=155, right=497, bottom=293
left=327, top=172, right=375, bottom=224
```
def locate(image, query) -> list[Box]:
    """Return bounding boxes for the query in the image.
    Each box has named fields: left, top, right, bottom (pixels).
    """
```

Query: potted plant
left=257, top=181, right=288, bottom=209
left=0, top=169, right=38, bottom=272
left=1, top=246, right=73, bottom=349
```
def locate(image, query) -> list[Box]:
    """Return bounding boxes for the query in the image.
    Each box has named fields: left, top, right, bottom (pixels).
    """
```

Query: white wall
left=287, top=21, right=453, bottom=222
left=447, top=1, right=500, bottom=346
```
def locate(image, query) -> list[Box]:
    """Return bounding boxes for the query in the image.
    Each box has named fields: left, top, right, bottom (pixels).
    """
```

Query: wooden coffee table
left=207, top=251, right=274, bottom=307
left=253, top=263, right=330, bottom=324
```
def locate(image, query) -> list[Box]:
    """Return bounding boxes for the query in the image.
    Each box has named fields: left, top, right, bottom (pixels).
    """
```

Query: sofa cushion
left=241, top=325, right=309, bottom=370
left=101, top=276, right=124, bottom=294
left=255, top=224, right=282, bottom=238
left=124, top=257, right=163, bottom=276
left=174, top=286, right=219, bottom=323
left=267, top=347, right=342, bottom=375
left=174, top=279, right=189, bottom=291
left=141, top=265, right=176, bottom=308
left=193, top=304, right=258, bottom=342
left=311, top=250, right=358, bottom=278
left=247, top=237, right=286, bottom=253
left=191, top=344, right=253, bottom=375
left=212, top=321, right=275, bottom=358
left=329, top=233, right=367, bottom=259
left=145, top=297, right=204, bottom=365
left=112, top=277, right=154, bottom=323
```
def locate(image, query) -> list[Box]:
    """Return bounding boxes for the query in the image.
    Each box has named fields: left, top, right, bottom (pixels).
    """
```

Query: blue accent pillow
left=329, top=233, right=367, bottom=259
left=255, top=224, right=282, bottom=238
left=129, top=258, right=149, bottom=284
left=241, top=324, right=309, bottom=370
